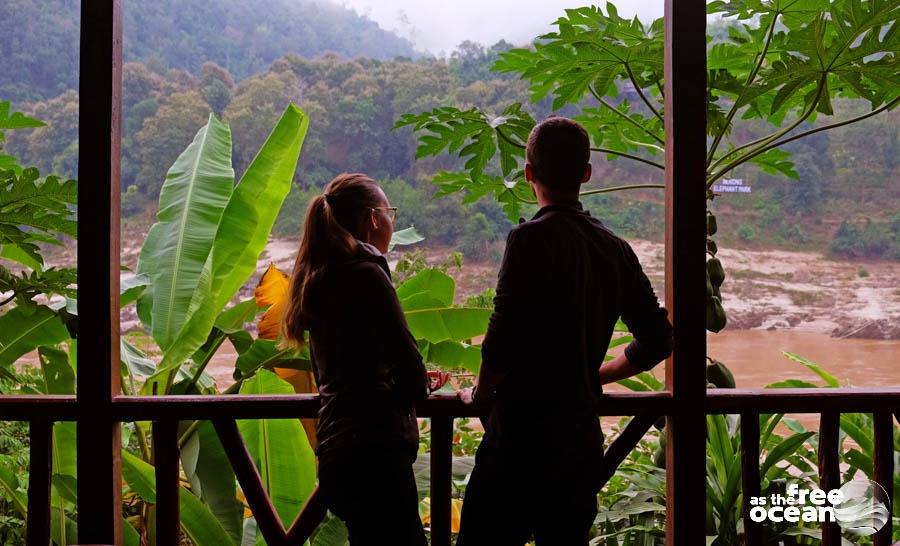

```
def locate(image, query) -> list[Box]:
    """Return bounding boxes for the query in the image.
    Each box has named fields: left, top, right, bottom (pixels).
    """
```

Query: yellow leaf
left=420, top=497, right=463, bottom=534
left=255, top=263, right=290, bottom=340
left=275, top=366, right=319, bottom=449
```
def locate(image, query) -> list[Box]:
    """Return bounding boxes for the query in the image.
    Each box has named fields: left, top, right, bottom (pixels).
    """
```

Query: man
left=455, top=116, right=674, bottom=545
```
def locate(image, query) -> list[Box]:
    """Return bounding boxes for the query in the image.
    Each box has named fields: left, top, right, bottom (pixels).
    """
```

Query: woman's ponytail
left=281, top=173, right=381, bottom=347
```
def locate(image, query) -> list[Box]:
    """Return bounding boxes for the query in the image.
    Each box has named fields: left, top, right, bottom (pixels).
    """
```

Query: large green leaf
left=137, top=113, right=235, bottom=351
left=421, top=340, right=481, bottom=373
left=404, top=307, right=491, bottom=343
left=121, top=450, right=236, bottom=546
left=388, top=226, right=424, bottom=250
left=237, top=370, right=317, bottom=529
left=234, top=338, right=310, bottom=377
left=397, top=268, right=455, bottom=308
left=0, top=304, right=69, bottom=367
left=147, top=105, right=308, bottom=389
left=194, top=421, right=244, bottom=544
left=38, top=345, right=75, bottom=394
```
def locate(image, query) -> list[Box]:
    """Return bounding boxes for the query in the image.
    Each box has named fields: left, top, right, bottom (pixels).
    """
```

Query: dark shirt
left=480, top=202, right=673, bottom=462
left=306, top=241, right=429, bottom=463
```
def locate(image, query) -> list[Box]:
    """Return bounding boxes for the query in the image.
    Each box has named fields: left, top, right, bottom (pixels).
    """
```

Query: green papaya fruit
left=706, top=295, right=727, bottom=333
left=707, top=257, right=725, bottom=287
left=706, top=270, right=713, bottom=298
left=706, top=359, right=736, bottom=388
left=707, top=213, right=717, bottom=236
left=653, top=429, right=667, bottom=468
left=707, top=239, right=718, bottom=254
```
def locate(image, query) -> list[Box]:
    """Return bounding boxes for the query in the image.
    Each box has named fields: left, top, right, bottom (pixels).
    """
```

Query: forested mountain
left=2, top=6, right=897, bottom=261
left=0, top=0, right=416, bottom=101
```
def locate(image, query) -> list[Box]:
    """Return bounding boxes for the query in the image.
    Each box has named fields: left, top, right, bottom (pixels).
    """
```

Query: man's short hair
left=526, top=115, right=591, bottom=190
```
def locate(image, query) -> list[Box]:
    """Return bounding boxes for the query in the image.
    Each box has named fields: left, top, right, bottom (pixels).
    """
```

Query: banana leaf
left=145, top=105, right=308, bottom=392
left=137, top=113, right=235, bottom=351
left=237, top=370, right=317, bottom=529
left=121, top=450, right=235, bottom=546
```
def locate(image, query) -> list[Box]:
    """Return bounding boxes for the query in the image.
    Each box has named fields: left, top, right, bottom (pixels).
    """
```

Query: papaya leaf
left=0, top=304, right=69, bottom=368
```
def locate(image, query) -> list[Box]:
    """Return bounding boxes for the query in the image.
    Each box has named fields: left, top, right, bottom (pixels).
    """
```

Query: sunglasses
left=371, top=206, right=398, bottom=225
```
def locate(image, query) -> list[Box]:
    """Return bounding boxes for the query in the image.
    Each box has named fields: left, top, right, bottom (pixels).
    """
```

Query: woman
left=282, top=173, right=430, bottom=545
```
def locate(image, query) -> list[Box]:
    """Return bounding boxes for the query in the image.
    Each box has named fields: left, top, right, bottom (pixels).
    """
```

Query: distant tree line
left=3, top=9, right=897, bottom=260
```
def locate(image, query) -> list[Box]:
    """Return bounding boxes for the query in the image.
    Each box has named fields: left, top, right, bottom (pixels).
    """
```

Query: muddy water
left=705, top=329, right=899, bottom=388
left=601, top=329, right=899, bottom=432
left=601, top=329, right=899, bottom=392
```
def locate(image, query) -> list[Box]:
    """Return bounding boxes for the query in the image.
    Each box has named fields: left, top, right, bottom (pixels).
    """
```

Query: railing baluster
left=153, top=420, right=181, bottom=545
left=430, top=416, right=453, bottom=546
left=212, top=419, right=287, bottom=545
left=26, top=419, right=52, bottom=546
left=873, top=411, right=894, bottom=546
left=818, top=411, right=841, bottom=546
left=596, top=414, right=659, bottom=490
left=285, top=486, right=327, bottom=544
left=741, top=412, right=761, bottom=546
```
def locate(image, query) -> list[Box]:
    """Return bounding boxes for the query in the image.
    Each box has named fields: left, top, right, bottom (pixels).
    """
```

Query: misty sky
left=334, top=0, right=665, bottom=55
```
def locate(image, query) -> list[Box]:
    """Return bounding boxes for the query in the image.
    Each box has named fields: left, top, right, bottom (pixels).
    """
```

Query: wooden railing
left=5, top=389, right=897, bottom=545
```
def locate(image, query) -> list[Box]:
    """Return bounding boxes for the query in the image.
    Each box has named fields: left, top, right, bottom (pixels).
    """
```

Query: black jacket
left=480, top=202, right=674, bottom=461
left=306, top=241, right=429, bottom=462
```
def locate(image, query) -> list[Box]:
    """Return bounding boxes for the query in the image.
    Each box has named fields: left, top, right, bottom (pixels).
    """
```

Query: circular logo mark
left=833, top=479, right=891, bottom=536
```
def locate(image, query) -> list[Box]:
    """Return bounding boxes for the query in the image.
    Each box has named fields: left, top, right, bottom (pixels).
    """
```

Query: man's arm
left=598, top=353, right=646, bottom=385
left=459, top=228, right=532, bottom=405
left=612, top=241, right=674, bottom=375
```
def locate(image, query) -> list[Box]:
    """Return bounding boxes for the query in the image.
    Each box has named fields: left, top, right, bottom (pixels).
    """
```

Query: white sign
left=712, top=178, right=752, bottom=193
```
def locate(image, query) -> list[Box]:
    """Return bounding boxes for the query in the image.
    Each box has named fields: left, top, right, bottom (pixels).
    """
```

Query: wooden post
left=153, top=420, right=181, bottom=545
left=873, top=411, right=894, bottom=546
left=663, top=1, right=708, bottom=545
left=818, top=411, right=841, bottom=546
left=741, top=412, right=762, bottom=546
left=26, top=419, right=52, bottom=546
left=430, top=416, right=453, bottom=546
left=76, top=0, right=123, bottom=543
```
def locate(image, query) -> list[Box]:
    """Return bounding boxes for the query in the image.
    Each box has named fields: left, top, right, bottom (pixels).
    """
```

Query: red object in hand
left=427, top=371, right=451, bottom=393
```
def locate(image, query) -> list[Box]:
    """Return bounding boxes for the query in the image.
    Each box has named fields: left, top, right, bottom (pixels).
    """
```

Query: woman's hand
left=427, top=371, right=451, bottom=393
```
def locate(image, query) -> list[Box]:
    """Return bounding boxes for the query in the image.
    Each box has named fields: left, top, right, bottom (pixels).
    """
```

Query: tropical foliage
left=397, top=0, right=900, bottom=330
left=595, top=354, right=900, bottom=545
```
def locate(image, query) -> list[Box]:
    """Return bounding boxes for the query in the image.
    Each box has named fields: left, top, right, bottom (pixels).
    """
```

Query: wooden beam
left=212, top=419, right=287, bottom=545
left=663, top=1, right=708, bottom=545
left=76, top=0, right=123, bottom=543
left=26, top=419, right=52, bottom=546
left=105, top=390, right=900, bottom=420
left=595, top=414, right=659, bottom=490
left=153, top=420, right=181, bottom=545
left=285, top=486, right=327, bottom=544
